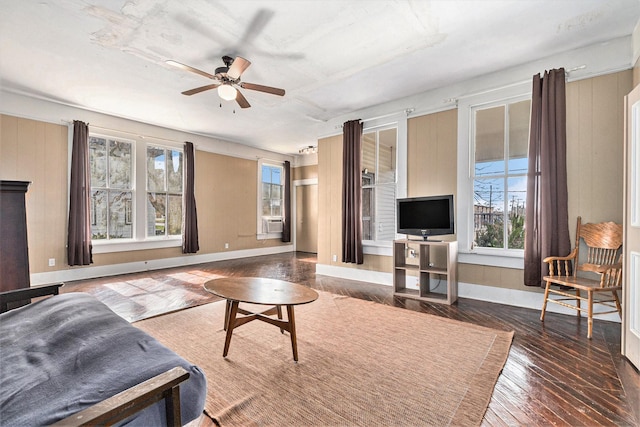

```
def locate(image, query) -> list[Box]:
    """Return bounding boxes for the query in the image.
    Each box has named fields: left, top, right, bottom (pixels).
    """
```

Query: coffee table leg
left=276, top=305, right=284, bottom=334
left=286, top=305, right=299, bottom=361
left=223, top=300, right=231, bottom=331
left=223, top=301, right=240, bottom=357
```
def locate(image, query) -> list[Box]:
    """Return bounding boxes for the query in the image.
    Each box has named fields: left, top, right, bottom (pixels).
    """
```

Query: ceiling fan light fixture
left=218, top=84, right=237, bottom=101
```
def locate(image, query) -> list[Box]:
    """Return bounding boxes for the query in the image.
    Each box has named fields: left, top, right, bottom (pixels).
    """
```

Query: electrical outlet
left=332, top=254, right=337, bottom=262
left=224, top=243, right=229, bottom=249
left=48, top=258, right=55, bottom=267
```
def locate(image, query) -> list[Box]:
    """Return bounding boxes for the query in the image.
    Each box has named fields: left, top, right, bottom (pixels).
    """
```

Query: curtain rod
left=62, top=120, right=187, bottom=146
left=335, top=108, right=415, bottom=129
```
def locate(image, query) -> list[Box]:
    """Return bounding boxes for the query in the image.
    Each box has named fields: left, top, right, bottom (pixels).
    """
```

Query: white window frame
left=88, top=131, right=184, bottom=254
left=456, top=83, right=531, bottom=269
left=257, top=158, right=285, bottom=240
left=361, top=124, right=398, bottom=247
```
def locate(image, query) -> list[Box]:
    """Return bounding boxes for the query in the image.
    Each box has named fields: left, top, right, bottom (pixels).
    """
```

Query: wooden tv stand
left=393, top=239, right=458, bottom=305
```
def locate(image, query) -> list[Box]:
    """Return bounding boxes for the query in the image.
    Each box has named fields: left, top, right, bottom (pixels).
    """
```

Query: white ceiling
left=1, top=0, right=639, bottom=155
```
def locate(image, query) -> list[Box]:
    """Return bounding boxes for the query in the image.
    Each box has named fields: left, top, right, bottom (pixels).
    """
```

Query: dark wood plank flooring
left=63, top=252, right=640, bottom=426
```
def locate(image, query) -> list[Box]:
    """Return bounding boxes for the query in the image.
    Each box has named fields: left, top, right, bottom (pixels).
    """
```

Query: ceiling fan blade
left=240, top=82, right=285, bottom=96
left=166, top=60, right=215, bottom=80
left=235, top=89, right=251, bottom=108
left=181, top=83, right=220, bottom=96
left=227, top=57, right=251, bottom=80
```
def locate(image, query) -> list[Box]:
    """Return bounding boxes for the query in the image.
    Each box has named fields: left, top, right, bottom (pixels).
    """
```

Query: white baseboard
left=31, top=245, right=294, bottom=285
left=315, top=263, right=621, bottom=323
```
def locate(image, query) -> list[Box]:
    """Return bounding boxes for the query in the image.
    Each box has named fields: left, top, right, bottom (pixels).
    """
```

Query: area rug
left=135, top=291, right=514, bottom=426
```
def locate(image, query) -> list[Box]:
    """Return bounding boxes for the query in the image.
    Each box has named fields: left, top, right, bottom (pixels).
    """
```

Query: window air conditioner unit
left=265, top=218, right=283, bottom=233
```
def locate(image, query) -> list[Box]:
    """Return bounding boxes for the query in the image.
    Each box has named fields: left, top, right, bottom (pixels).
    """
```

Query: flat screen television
left=397, top=195, right=454, bottom=240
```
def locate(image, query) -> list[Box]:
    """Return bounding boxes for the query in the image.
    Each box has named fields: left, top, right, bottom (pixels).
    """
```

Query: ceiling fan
left=166, top=55, right=285, bottom=109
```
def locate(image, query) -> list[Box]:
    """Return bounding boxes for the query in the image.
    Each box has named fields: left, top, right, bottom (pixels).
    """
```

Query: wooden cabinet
left=393, top=239, right=457, bottom=305
left=0, top=181, right=31, bottom=292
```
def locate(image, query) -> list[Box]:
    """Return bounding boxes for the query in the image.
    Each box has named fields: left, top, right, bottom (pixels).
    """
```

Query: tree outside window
left=147, top=146, right=183, bottom=237
left=89, top=136, right=133, bottom=240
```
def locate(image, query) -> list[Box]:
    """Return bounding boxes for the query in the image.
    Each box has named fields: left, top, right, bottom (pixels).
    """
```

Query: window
left=472, top=98, right=530, bottom=251
left=89, top=134, right=184, bottom=247
left=146, top=146, right=183, bottom=237
left=258, top=161, right=284, bottom=237
left=362, top=126, right=397, bottom=243
left=90, top=136, right=133, bottom=240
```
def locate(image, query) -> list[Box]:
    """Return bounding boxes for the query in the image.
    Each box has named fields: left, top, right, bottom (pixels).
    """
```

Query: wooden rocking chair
left=540, top=216, right=623, bottom=338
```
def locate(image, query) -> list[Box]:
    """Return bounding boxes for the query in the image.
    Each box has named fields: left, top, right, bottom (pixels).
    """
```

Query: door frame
left=623, top=84, right=640, bottom=370
left=292, top=178, right=318, bottom=253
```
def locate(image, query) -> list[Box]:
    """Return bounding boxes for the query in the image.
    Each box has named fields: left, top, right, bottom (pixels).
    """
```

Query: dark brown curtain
left=342, top=120, right=364, bottom=264
left=182, top=141, right=199, bottom=253
left=67, top=120, right=93, bottom=266
left=524, top=68, right=571, bottom=286
left=281, top=160, right=291, bottom=243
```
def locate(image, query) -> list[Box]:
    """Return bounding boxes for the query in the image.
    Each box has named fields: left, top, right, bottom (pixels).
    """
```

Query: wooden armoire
left=0, top=180, right=31, bottom=292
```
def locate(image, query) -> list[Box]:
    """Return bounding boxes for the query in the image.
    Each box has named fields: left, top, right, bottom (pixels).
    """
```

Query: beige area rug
left=135, top=291, right=514, bottom=426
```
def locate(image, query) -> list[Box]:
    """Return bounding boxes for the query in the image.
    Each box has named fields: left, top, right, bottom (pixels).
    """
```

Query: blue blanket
left=0, top=292, right=206, bottom=426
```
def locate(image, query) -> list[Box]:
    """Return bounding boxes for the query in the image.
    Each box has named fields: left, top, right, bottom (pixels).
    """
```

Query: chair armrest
left=0, top=283, right=64, bottom=313
left=543, top=250, right=576, bottom=276
left=542, top=249, right=577, bottom=264
left=52, top=366, right=190, bottom=427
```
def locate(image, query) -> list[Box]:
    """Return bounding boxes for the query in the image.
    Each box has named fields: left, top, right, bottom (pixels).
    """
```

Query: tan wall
left=317, top=70, right=631, bottom=291
left=0, top=114, right=287, bottom=275
left=0, top=115, right=68, bottom=273
left=634, top=56, right=640, bottom=88
left=566, top=71, right=631, bottom=228
left=293, top=164, right=318, bottom=181
left=407, top=109, right=458, bottom=200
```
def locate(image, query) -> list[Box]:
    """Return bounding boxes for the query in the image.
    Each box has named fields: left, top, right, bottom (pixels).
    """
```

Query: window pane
left=89, top=137, right=107, bottom=188
left=147, top=147, right=166, bottom=192
left=91, top=189, right=107, bottom=239
left=507, top=177, right=526, bottom=249
left=508, top=100, right=530, bottom=162
left=271, top=183, right=281, bottom=200
left=475, top=106, right=505, bottom=176
left=271, top=198, right=282, bottom=217
left=167, top=194, right=182, bottom=236
left=377, top=128, right=396, bottom=184
left=109, top=140, right=132, bottom=189
left=362, top=187, right=374, bottom=240
left=262, top=199, right=272, bottom=216
left=108, top=191, right=132, bottom=239
left=473, top=178, right=504, bottom=248
left=362, top=133, right=376, bottom=176
left=376, top=183, right=396, bottom=241
left=147, top=192, right=166, bottom=236
left=167, top=150, right=183, bottom=193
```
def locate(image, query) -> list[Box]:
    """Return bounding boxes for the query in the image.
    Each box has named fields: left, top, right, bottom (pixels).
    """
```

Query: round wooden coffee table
left=204, top=277, right=318, bottom=361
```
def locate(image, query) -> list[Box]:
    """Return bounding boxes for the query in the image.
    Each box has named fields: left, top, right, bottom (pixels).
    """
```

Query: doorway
left=294, top=182, right=318, bottom=254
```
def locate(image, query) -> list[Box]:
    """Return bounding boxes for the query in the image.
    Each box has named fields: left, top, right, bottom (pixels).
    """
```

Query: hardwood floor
left=63, top=252, right=640, bottom=426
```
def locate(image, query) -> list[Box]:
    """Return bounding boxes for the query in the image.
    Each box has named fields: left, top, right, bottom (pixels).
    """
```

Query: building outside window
left=472, top=98, right=530, bottom=250
left=361, top=126, right=397, bottom=243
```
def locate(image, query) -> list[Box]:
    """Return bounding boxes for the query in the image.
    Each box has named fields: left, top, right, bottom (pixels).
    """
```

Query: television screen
left=397, top=195, right=454, bottom=240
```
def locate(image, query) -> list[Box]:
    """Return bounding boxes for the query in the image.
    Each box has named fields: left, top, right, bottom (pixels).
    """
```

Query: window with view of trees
left=472, top=98, right=530, bottom=250
left=89, top=135, right=184, bottom=243
left=90, top=136, right=133, bottom=240
left=362, top=127, right=397, bottom=242
left=147, top=146, right=183, bottom=237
